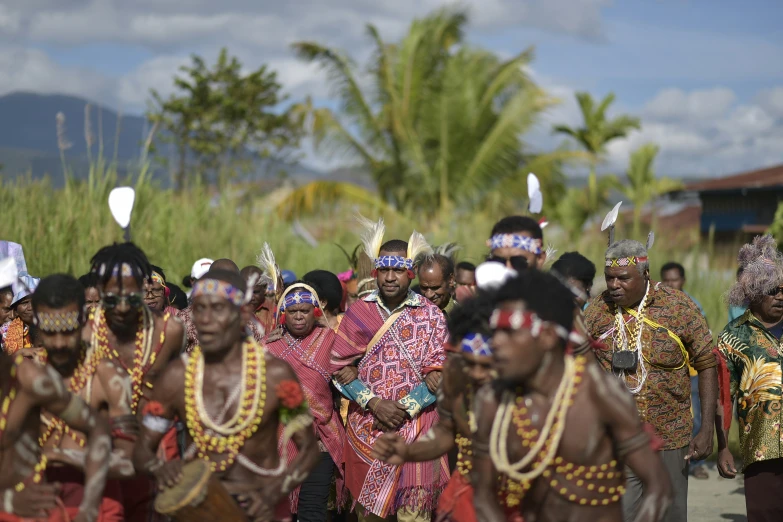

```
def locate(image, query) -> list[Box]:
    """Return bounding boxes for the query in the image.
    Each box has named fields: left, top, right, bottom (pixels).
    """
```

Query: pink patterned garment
left=332, top=295, right=449, bottom=518
left=266, top=327, right=347, bottom=513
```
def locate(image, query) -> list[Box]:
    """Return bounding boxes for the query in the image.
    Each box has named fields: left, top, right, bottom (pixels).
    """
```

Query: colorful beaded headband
left=97, top=263, right=134, bottom=277
left=276, top=283, right=322, bottom=315
left=191, top=279, right=245, bottom=306
left=374, top=255, right=414, bottom=270
left=281, top=291, right=319, bottom=311
left=487, top=234, right=542, bottom=255
left=150, top=271, right=165, bottom=286
left=35, top=311, right=81, bottom=333
left=461, top=332, right=492, bottom=357
left=490, top=309, right=569, bottom=339
left=605, top=256, right=648, bottom=268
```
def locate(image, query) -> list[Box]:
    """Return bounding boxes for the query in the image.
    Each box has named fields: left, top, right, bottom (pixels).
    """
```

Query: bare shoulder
left=585, top=361, right=638, bottom=420
left=265, top=352, right=298, bottom=385
left=164, top=313, right=185, bottom=338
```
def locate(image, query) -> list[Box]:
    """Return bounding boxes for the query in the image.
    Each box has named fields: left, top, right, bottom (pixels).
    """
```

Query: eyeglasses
left=767, top=286, right=783, bottom=297
left=486, top=254, right=529, bottom=272
left=144, top=288, right=166, bottom=298
left=101, top=293, right=144, bottom=309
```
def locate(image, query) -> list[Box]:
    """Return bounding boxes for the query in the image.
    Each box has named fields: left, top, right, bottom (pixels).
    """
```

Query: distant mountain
left=0, top=91, right=328, bottom=187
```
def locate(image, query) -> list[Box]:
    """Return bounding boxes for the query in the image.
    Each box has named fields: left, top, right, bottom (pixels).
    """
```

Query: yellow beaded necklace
left=184, top=338, right=267, bottom=472
left=92, top=306, right=154, bottom=414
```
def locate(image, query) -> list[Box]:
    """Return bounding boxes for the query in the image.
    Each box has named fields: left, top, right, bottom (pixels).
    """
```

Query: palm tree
left=277, top=8, right=571, bottom=221
left=617, top=143, right=682, bottom=238
left=552, top=92, right=641, bottom=231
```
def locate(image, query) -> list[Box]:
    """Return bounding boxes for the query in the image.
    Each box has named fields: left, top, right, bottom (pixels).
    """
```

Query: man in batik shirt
left=584, top=239, right=717, bottom=522
left=717, top=235, right=783, bottom=522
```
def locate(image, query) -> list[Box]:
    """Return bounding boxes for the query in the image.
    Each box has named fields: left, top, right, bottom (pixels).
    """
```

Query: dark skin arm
left=240, top=357, right=321, bottom=522
left=688, top=366, right=717, bottom=461
left=590, top=365, right=672, bottom=522
left=22, top=362, right=111, bottom=522
left=132, top=358, right=185, bottom=487
left=372, top=419, right=455, bottom=464
left=472, top=385, right=505, bottom=522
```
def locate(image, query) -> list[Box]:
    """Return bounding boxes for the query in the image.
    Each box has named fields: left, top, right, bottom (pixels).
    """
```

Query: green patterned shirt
left=718, top=310, right=783, bottom=470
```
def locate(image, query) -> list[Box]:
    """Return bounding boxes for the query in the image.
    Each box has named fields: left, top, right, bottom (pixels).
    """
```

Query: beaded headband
left=461, top=332, right=492, bottom=357
left=150, top=271, right=165, bottom=286
left=97, top=263, right=134, bottom=278
left=487, top=234, right=542, bottom=255
left=605, top=256, right=648, bottom=268
left=374, top=255, right=414, bottom=270
left=35, top=311, right=81, bottom=333
left=490, top=309, right=569, bottom=339
left=276, top=283, right=322, bottom=315
left=191, top=279, right=245, bottom=306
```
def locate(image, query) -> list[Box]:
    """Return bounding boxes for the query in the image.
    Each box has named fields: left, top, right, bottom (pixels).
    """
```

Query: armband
left=692, top=352, right=717, bottom=372
left=616, top=430, right=650, bottom=459
left=142, top=415, right=174, bottom=434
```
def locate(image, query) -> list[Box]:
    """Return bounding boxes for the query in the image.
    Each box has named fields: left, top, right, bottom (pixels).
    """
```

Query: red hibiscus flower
left=277, top=380, right=304, bottom=409
left=142, top=400, right=165, bottom=417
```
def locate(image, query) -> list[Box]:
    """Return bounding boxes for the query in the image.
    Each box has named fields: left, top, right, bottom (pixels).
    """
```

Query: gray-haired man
left=584, top=239, right=718, bottom=522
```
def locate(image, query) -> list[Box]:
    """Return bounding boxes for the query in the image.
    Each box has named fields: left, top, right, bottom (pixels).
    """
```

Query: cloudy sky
left=2, top=0, right=781, bottom=176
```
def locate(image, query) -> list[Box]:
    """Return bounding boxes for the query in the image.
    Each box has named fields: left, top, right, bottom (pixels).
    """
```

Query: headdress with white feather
left=357, top=215, right=385, bottom=261
left=256, top=243, right=281, bottom=298
left=407, top=231, right=433, bottom=267
left=434, top=242, right=461, bottom=263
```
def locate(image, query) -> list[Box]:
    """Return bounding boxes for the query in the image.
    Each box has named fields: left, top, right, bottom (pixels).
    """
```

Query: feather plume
left=407, top=231, right=433, bottom=265
left=544, top=244, right=557, bottom=267
left=434, top=242, right=461, bottom=262
left=357, top=215, right=385, bottom=261
left=256, top=243, right=281, bottom=297
left=646, top=232, right=655, bottom=250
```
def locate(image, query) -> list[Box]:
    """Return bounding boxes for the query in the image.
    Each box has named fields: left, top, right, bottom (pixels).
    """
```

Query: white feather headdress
left=357, top=215, right=385, bottom=261
left=256, top=243, right=281, bottom=297
left=434, top=242, right=460, bottom=262
left=407, top=231, right=433, bottom=264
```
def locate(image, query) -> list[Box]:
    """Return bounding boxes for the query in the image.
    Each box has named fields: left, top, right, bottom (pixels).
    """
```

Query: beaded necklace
left=490, top=354, right=578, bottom=482
left=92, top=306, right=154, bottom=414
left=611, top=283, right=650, bottom=394
left=0, top=354, right=49, bottom=493
left=184, top=338, right=267, bottom=472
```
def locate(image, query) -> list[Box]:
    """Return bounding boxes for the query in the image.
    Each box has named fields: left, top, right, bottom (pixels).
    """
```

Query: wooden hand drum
left=154, top=460, right=249, bottom=522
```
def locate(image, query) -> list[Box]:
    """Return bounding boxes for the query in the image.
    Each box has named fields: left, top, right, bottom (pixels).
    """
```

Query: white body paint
left=3, top=489, right=14, bottom=513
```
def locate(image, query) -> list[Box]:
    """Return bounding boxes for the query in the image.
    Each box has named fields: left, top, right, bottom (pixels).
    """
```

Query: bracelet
left=369, top=398, right=378, bottom=413
left=111, top=428, right=137, bottom=443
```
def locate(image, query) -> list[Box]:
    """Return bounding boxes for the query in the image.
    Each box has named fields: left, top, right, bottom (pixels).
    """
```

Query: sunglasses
left=767, top=286, right=783, bottom=297
left=101, top=292, right=144, bottom=309
left=486, top=254, right=529, bottom=272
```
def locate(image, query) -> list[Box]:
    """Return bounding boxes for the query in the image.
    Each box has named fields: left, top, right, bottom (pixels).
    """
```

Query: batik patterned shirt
left=584, top=282, right=714, bottom=450
left=718, top=310, right=783, bottom=469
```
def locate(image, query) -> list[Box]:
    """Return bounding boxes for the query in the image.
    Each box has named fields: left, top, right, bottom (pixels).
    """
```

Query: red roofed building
left=670, top=164, right=783, bottom=238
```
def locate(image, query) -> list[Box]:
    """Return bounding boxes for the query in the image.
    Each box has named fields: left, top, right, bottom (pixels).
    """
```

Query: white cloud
left=756, top=87, right=783, bottom=119
left=644, top=87, right=736, bottom=122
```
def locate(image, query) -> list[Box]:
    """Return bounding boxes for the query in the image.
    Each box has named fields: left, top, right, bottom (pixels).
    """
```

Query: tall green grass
left=1, top=162, right=740, bottom=333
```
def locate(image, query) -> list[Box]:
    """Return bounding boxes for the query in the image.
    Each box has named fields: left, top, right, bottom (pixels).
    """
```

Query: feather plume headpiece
left=434, top=242, right=461, bottom=263
left=257, top=243, right=282, bottom=299
left=406, top=231, right=433, bottom=266
left=728, top=234, right=783, bottom=306
left=358, top=215, right=385, bottom=262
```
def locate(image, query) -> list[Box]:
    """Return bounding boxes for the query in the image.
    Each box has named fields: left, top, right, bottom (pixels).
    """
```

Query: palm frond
left=274, top=181, right=400, bottom=220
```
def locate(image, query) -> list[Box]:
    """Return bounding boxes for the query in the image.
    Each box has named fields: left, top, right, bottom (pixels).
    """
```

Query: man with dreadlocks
left=133, top=269, right=320, bottom=522
left=85, top=242, right=185, bottom=522
left=33, top=274, right=136, bottom=521
left=716, top=235, right=783, bottom=521
left=584, top=239, right=718, bottom=522
left=372, top=292, right=495, bottom=522
left=330, top=218, right=448, bottom=522
left=473, top=270, right=672, bottom=522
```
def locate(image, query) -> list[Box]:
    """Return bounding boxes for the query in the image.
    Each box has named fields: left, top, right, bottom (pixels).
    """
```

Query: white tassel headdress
left=257, top=243, right=282, bottom=299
